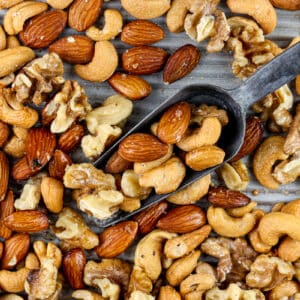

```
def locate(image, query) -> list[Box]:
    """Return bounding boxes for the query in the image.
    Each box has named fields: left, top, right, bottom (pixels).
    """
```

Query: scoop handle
left=227, top=42, right=300, bottom=107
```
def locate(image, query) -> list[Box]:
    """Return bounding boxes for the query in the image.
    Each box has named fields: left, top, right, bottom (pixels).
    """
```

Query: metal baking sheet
left=1, top=0, right=300, bottom=298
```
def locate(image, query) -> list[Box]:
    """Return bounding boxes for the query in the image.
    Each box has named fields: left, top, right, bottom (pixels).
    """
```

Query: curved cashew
left=278, top=237, right=300, bottom=262
left=253, top=136, right=288, bottom=189
left=227, top=0, right=277, bottom=34
left=0, top=0, right=24, bottom=9
left=166, top=0, right=191, bottom=33
left=281, top=199, right=300, bottom=217
left=87, top=9, right=123, bottom=41
left=258, top=212, right=300, bottom=246
left=75, top=41, right=118, bottom=82
left=248, top=229, right=272, bottom=253
left=158, top=286, right=181, bottom=300
left=0, top=268, right=29, bottom=292
left=269, top=281, right=300, bottom=300
left=47, top=0, right=74, bottom=9
left=7, top=36, right=20, bottom=48
left=227, top=201, right=257, bottom=218
left=4, top=1, right=48, bottom=35
left=207, top=206, right=256, bottom=238
left=0, top=26, right=6, bottom=51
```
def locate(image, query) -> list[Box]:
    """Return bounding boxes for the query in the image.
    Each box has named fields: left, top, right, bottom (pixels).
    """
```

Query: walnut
left=0, top=73, right=15, bottom=88
left=42, top=80, right=92, bottom=133
left=127, top=266, right=153, bottom=297
left=129, top=291, right=154, bottom=300
left=51, top=207, right=99, bottom=250
left=246, top=254, right=295, bottom=291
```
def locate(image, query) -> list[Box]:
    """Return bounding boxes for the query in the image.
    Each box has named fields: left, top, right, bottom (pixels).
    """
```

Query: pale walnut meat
left=12, top=53, right=65, bottom=106
left=246, top=254, right=295, bottom=291
left=129, top=291, right=154, bottom=300
left=51, top=207, right=99, bottom=250
left=127, top=266, right=153, bottom=297
left=42, top=80, right=92, bottom=133
left=92, top=278, right=120, bottom=300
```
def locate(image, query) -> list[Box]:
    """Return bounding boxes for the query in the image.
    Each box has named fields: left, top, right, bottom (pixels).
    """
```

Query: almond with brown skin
left=58, top=124, right=85, bottom=152
left=68, top=0, right=102, bottom=32
left=2, top=233, right=30, bottom=269
left=49, top=150, right=72, bottom=180
left=3, top=210, right=49, bottom=233
left=12, top=157, right=38, bottom=181
left=231, top=116, right=264, bottom=162
left=95, top=221, right=138, bottom=258
left=0, top=121, right=9, bottom=147
left=157, top=102, right=191, bottom=144
left=49, top=36, right=94, bottom=64
left=26, top=127, right=56, bottom=172
left=0, top=190, right=14, bottom=239
left=118, top=133, right=169, bottom=162
left=121, top=20, right=165, bottom=46
left=105, top=151, right=133, bottom=174
left=19, top=10, right=67, bottom=49
left=0, top=151, right=9, bottom=201
left=122, top=46, right=169, bottom=75
left=108, top=72, right=152, bottom=101
left=133, top=201, right=168, bottom=234
left=157, top=205, right=206, bottom=233
left=208, top=186, right=251, bottom=208
left=63, top=248, right=86, bottom=289
left=163, top=44, right=201, bottom=84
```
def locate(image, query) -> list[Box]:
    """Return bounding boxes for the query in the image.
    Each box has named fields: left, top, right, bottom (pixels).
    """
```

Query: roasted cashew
left=166, top=0, right=191, bottom=33
left=227, top=201, right=257, bottom=218
left=47, top=0, right=74, bottom=9
left=269, top=281, right=300, bottom=300
left=75, top=41, right=118, bottom=82
left=207, top=206, right=256, bottom=237
left=0, top=268, right=29, bottom=292
left=0, top=0, right=24, bottom=9
left=158, top=286, right=181, bottom=300
left=0, top=26, right=6, bottom=51
left=248, top=229, right=272, bottom=254
left=87, top=9, right=123, bottom=41
left=278, top=237, right=300, bottom=262
left=0, top=295, right=24, bottom=300
left=7, top=36, right=20, bottom=48
left=281, top=199, right=300, bottom=216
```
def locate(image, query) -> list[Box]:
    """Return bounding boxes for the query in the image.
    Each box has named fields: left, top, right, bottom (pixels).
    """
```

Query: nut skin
left=58, top=124, right=85, bottom=153
left=49, top=150, right=73, bottom=180
left=0, top=121, right=9, bottom=147
left=157, top=205, right=206, bottom=233
left=163, top=44, right=201, bottom=84
left=12, top=156, right=38, bottom=181
left=118, top=133, right=169, bottom=163
left=19, top=10, right=67, bottom=49
left=133, top=201, right=168, bottom=234
left=208, top=186, right=251, bottom=208
left=63, top=248, right=86, bottom=290
left=49, top=36, right=95, bottom=65
left=95, top=221, right=138, bottom=258
left=0, top=151, right=9, bottom=201
left=121, top=20, right=165, bottom=46
left=157, top=102, right=191, bottom=144
left=105, top=151, right=133, bottom=174
left=0, top=190, right=14, bottom=239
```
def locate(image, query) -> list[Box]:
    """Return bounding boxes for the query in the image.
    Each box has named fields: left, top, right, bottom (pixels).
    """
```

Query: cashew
left=248, top=229, right=272, bottom=253
left=0, top=268, right=29, bottom=292
left=166, top=0, right=191, bottom=33
left=278, top=237, right=300, bottom=262
left=25, top=252, right=40, bottom=270
left=207, top=206, right=256, bottom=238
left=7, top=36, right=20, bottom=48
left=177, top=117, right=222, bottom=152
left=75, top=41, right=118, bottom=82
left=227, top=201, right=257, bottom=218
left=0, top=0, right=24, bottom=9
left=87, top=9, right=123, bottom=41
left=0, top=295, right=24, bottom=300
left=47, top=0, right=74, bottom=9
left=119, top=195, right=141, bottom=212
left=121, top=0, right=170, bottom=19
left=4, top=1, right=48, bottom=35
left=134, top=230, right=177, bottom=281
left=227, top=0, right=277, bottom=34
left=253, top=136, right=288, bottom=189
left=72, top=290, right=104, bottom=300
left=258, top=212, right=300, bottom=246
left=158, top=286, right=181, bottom=300
left=281, top=199, right=300, bottom=216
left=269, top=281, right=300, bottom=300
left=0, top=26, right=6, bottom=51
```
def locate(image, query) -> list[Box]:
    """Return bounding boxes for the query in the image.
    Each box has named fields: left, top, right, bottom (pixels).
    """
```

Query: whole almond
left=0, top=121, right=9, bottom=147
left=0, top=151, right=9, bottom=201
left=49, top=150, right=72, bottom=180
left=157, top=205, right=206, bottom=233
left=41, top=177, right=64, bottom=213
left=12, top=156, right=38, bottom=181
left=163, top=44, right=201, bottom=84
left=121, top=20, right=165, bottom=46
left=133, top=201, right=168, bottom=234
left=3, top=210, right=49, bottom=233
left=19, top=10, right=67, bottom=49
left=0, top=190, right=14, bottom=239
left=68, top=0, right=102, bottom=32
left=58, top=124, right=85, bottom=152
left=118, top=133, right=169, bottom=162
left=208, top=186, right=251, bottom=208
left=231, top=116, right=264, bottom=162
left=105, top=151, right=133, bottom=174
left=158, top=286, right=182, bottom=300
left=95, top=221, right=138, bottom=258
left=2, top=233, right=30, bottom=269
left=49, top=36, right=94, bottom=64
left=63, top=248, right=86, bottom=289
left=122, top=46, right=169, bottom=75
left=157, top=102, right=191, bottom=144
left=26, top=127, right=56, bottom=172
left=108, top=72, right=152, bottom=101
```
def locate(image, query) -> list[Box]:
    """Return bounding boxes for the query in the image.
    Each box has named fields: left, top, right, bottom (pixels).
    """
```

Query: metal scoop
left=94, top=42, right=300, bottom=227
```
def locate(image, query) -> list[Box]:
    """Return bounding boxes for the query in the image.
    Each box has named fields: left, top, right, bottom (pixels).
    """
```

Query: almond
left=208, top=186, right=251, bottom=208
left=163, top=44, right=201, bottom=84
left=19, top=10, right=67, bottom=49
left=157, top=102, right=191, bottom=144
left=49, top=150, right=72, bottom=180
left=105, top=151, right=133, bottom=174
left=41, top=177, right=64, bottom=213
left=0, top=151, right=9, bottom=201
left=49, top=36, right=94, bottom=64
left=58, top=124, right=85, bottom=152
left=3, top=210, right=49, bottom=233
left=0, top=242, right=3, bottom=260
left=133, top=201, right=168, bottom=234
left=63, top=248, right=86, bottom=289
left=0, top=121, right=9, bottom=147
left=0, top=190, right=14, bottom=239
left=231, top=116, right=264, bottom=162
left=12, top=156, right=38, bottom=181
left=156, top=205, right=206, bottom=233
left=122, top=46, right=169, bottom=75
left=26, top=127, right=56, bottom=172
left=95, top=221, right=138, bottom=258
left=121, top=20, right=165, bottom=46
left=108, top=72, right=152, bottom=101
left=2, top=233, right=30, bottom=269
left=118, top=133, right=169, bottom=162
left=68, top=0, right=102, bottom=32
